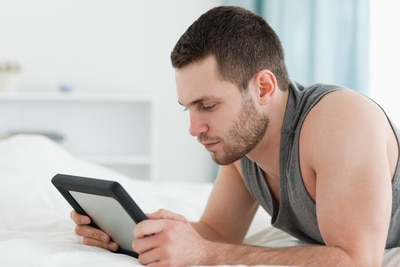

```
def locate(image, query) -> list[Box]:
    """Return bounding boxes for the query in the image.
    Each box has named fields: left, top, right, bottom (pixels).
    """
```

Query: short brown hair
left=171, top=6, right=290, bottom=91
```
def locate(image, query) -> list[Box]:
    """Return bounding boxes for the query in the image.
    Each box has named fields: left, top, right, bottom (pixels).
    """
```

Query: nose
left=188, top=111, right=208, bottom=137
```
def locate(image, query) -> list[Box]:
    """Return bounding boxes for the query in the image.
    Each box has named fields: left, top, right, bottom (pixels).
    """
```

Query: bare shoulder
left=310, top=89, right=388, bottom=127
left=301, top=89, right=392, bottom=151
left=299, top=89, right=398, bottom=198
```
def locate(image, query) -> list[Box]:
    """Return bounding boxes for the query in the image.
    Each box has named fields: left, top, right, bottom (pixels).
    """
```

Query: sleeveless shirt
left=241, top=81, right=400, bottom=248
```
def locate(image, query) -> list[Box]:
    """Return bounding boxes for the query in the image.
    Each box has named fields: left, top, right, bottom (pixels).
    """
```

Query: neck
left=246, top=89, right=288, bottom=178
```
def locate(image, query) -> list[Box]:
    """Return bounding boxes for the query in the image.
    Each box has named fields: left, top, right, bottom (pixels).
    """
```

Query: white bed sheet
left=0, top=135, right=399, bottom=267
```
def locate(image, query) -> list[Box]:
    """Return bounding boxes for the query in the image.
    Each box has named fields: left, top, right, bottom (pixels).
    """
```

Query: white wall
left=0, top=0, right=221, bottom=183
left=370, top=0, right=400, bottom=127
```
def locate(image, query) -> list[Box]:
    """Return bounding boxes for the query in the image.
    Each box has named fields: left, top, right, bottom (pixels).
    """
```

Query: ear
left=254, top=70, right=277, bottom=104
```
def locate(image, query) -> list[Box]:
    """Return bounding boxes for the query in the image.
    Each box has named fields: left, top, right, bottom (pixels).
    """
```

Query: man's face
left=176, top=56, right=269, bottom=165
left=217, top=93, right=269, bottom=165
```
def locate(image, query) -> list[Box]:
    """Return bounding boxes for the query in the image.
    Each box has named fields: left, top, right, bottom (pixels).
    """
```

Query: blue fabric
left=223, top=0, right=370, bottom=94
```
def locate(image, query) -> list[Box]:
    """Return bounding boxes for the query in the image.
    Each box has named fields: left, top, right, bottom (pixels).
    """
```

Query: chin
left=211, top=153, right=239, bottom=166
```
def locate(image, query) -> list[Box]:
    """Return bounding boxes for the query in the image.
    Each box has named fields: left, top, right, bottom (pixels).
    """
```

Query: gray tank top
left=241, top=81, right=400, bottom=248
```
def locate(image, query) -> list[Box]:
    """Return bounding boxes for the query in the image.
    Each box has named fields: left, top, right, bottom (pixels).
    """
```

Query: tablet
left=51, top=173, right=148, bottom=258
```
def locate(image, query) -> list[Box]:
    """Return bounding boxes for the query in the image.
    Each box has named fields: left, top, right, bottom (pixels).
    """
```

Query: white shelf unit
left=0, top=92, right=159, bottom=181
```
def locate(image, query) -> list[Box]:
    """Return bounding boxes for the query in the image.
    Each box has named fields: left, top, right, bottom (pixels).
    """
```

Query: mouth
left=202, top=141, right=219, bottom=150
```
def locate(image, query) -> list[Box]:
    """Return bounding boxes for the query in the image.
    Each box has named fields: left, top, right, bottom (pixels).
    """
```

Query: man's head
left=173, top=6, right=287, bottom=165
left=171, top=5, right=290, bottom=92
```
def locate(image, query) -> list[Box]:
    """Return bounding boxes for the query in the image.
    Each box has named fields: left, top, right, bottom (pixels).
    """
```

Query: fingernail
left=100, top=235, right=108, bottom=242
left=108, top=243, right=118, bottom=251
left=80, top=218, right=90, bottom=224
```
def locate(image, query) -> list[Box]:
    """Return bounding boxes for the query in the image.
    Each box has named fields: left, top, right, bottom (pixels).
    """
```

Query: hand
left=70, top=210, right=119, bottom=252
left=132, top=209, right=210, bottom=267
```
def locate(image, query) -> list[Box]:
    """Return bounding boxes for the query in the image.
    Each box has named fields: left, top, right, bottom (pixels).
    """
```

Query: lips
left=198, top=135, right=220, bottom=150
left=202, top=141, right=219, bottom=150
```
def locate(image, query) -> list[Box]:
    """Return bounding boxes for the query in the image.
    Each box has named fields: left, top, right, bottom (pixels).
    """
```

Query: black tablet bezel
left=51, top=173, right=148, bottom=258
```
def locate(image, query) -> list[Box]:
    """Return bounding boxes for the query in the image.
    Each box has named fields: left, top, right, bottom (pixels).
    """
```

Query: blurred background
left=0, top=0, right=398, bottom=183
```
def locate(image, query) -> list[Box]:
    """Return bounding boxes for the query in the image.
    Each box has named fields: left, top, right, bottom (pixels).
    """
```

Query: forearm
left=134, top=212, right=376, bottom=267
left=198, top=241, right=356, bottom=267
left=191, top=221, right=356, bottom=266
left=191, top=221, right=227, bottom=243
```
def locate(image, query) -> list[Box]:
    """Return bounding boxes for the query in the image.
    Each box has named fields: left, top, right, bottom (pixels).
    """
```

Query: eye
left=201, top=104, right=216, bottom=111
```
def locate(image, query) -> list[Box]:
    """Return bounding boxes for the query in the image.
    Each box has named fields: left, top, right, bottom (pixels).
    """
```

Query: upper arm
left=301, top=90, right=394, bottom=264
left=196, top=162, right=259, bottom=244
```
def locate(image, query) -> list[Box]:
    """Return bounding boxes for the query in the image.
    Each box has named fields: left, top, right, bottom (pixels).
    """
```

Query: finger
left=147, top=209, right=187, bottom=222
left=75, top=224, right=110, bottom=243
left=70, top=210, right=91, bottom=225
left=75, top=224, right=119, bottom=251
left=134, top=219, right=168, bottom=239
left=137, top=246, right=163, bottom=266
left=132, top=231, right=159, bottom=254
left=83, top=237, right=119, bottom=252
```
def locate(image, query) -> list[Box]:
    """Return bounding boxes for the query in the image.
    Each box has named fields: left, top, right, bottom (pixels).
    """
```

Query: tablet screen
left=69, top=191, right=136, bottom=251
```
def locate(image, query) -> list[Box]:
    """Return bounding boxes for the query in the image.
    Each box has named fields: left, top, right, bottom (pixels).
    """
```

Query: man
left=71, top=6, right=400, bottom=267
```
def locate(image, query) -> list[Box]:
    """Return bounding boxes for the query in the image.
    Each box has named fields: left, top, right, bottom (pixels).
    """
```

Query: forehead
left=175, top=56, right=239, bottom=106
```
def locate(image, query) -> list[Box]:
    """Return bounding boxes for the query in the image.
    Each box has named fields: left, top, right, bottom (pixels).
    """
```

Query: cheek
left=208, top=112, right=237, bottom=136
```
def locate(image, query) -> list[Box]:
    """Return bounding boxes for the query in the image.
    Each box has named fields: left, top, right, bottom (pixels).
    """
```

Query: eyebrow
left=178, top=96, right=215, bottom=108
